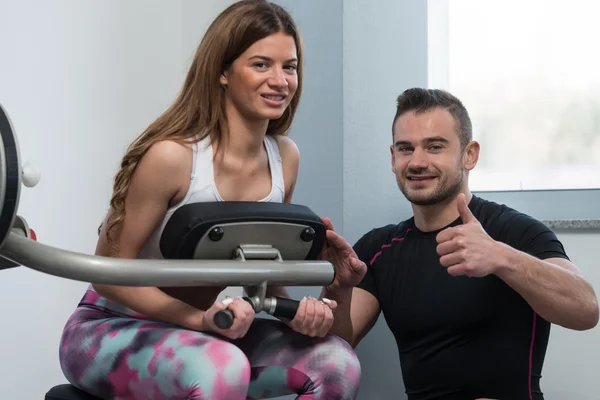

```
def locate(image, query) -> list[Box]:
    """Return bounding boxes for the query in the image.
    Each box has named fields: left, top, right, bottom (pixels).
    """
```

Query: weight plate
left=0, top=103, right=21, bottom=248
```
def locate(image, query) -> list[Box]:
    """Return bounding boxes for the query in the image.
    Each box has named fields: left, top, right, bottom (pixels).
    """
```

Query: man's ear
left=463, top=140, right=480, bottom=171
left=390, top=144, right=396, bottom=173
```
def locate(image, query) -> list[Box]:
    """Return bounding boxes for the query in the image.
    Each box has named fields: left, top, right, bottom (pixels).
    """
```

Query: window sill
left=542, top=219, right=600, bottom=230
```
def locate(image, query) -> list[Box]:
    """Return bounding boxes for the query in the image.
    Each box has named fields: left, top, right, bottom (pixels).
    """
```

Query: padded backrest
left=159, top=201, right=326, bottom=261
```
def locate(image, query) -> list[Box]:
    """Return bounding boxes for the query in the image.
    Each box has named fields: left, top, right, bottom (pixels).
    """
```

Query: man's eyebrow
left=422, top=136, right=449, bottom=144
left=394, top=137, right=450, bottom=147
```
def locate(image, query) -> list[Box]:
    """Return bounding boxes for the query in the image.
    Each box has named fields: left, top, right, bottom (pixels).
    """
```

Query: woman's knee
left=323, top=334, right=361, bottom=380
left=182, top=339, right=252, bottom=400
left=302, top=334, right=362, bottom=398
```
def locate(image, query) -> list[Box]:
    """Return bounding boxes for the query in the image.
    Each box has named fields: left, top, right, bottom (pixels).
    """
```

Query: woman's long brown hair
left=103, top=0, right=304, bottom=254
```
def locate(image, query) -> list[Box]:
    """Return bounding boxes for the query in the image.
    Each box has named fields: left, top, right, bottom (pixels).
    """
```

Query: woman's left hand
left=286, top=296, right=337, bottom=337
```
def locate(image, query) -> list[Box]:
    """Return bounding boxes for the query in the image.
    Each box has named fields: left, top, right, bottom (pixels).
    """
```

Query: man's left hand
left=435, top=193, right=508, bottom=277
left=319, top=217, right=367, bottom=292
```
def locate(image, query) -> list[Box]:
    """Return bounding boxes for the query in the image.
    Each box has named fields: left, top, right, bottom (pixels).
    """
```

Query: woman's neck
left=222, top=102, right=269, bottom=160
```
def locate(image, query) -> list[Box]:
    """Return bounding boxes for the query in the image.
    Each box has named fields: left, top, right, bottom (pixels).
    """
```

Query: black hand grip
left=213, top=309, right=235, bottom=329
left=213, top=297, right=254, bottom=330
left=270, top=297, right=301, bottom=320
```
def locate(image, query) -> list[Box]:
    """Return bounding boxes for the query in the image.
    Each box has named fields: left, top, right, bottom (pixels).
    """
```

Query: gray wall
left=272, top=0, right=345, bottom=301
left=279, top=0, right=424, bottom=398
left=265, top=2, right=344, bottom=399
left=343, top=1, right=428, bottom=398
left=280, top=0, right=424, bottom=398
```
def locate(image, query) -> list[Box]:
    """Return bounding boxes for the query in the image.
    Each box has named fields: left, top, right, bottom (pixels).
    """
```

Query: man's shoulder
left=357, top=219, right=412, bottom=243
left=471, top=195, right=570, bottom=260
left=352, top=219, right=413, bottom=259
left=472, top=195, right=542, bottom=226
left=352, top=220, right=412, bottom=268
left=471, top=195, right=554, bottom=242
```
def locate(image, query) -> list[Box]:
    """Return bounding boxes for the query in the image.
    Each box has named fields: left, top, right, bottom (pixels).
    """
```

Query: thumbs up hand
left=435, top=193, right=506, bottom=278
left=456, top=192, right=477, bottom=225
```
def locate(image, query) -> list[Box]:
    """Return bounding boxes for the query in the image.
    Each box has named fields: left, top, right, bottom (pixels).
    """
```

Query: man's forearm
left=495, top=243, right=599, bottom=330
left=320, top=286, right=355, bottom=345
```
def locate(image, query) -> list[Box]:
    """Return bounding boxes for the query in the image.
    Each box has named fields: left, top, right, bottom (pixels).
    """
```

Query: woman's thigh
left=59, top=307, right=251, bottom=400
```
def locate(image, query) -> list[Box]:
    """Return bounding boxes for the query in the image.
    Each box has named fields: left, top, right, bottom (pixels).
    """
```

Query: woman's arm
left=92, top=140, right=207, bottom=331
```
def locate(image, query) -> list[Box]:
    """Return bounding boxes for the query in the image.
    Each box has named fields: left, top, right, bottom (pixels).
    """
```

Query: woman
left=58, top=1, right=361, bottom=399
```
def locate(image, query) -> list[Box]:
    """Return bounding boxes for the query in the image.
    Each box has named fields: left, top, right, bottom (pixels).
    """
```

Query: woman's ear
left=220, top=65, right=231, bottom=86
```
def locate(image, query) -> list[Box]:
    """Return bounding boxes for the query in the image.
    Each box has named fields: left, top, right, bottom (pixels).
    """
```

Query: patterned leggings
left=58, top=296, right=361, bottom=399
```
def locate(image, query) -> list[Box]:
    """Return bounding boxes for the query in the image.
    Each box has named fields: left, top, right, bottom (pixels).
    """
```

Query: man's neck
left=220, top=102, right=269, bottom=161
left=412, top=190, right=473, bottom=232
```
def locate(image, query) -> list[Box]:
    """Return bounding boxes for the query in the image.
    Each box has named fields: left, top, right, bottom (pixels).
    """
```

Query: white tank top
left=137, top=134, right=286, bottom=260
left=84, top=135, right=285, bottom=312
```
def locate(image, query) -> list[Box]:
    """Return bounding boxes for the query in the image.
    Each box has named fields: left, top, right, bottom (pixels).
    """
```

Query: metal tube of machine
left=0, top=232, right=335, bottom=287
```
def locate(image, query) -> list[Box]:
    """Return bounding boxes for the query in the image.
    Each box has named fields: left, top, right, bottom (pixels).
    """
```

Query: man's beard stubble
left=398, top=167, right=464, bottom=206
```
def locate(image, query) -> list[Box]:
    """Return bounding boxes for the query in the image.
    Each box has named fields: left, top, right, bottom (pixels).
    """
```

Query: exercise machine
left=0, top=103, right=336, bottom=400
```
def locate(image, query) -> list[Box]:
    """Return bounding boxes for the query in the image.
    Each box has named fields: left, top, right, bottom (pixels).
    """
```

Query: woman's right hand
left=202, top=297, right=255, bottom=339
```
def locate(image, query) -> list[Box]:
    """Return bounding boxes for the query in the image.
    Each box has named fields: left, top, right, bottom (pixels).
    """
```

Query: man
left=319, top=88, right=599, bottom=400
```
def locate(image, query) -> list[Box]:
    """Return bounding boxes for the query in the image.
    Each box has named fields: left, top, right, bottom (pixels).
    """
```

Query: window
left=428, top=0, right=600, bottom=193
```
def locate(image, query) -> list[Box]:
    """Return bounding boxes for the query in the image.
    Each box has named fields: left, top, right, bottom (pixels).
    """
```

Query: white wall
left=0, top=1, right=231, bottom=398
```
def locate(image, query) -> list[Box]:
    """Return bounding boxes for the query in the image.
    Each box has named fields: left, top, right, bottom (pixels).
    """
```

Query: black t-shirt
left=354, top=195, right=569, bottom=400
